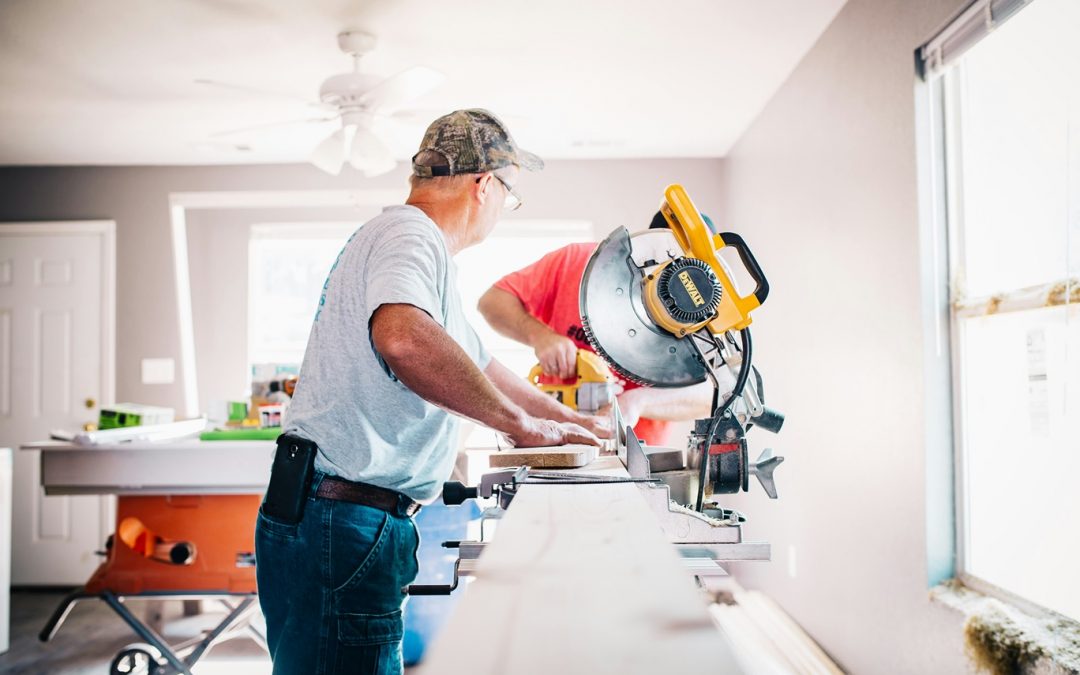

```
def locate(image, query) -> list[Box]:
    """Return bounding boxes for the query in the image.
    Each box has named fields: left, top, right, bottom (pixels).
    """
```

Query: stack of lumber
left=709, top=587, right=844, bottom=675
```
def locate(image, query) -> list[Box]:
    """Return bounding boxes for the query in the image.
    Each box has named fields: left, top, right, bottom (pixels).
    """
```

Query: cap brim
left=515, top=148, right=544, bottom=171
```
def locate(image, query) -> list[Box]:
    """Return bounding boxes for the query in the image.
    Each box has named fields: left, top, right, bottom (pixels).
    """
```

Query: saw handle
left=718, top=232, right=770, bottom=306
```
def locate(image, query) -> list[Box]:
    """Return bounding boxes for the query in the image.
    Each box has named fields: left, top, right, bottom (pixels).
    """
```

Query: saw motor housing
left=647, top=185, right=770, bottom=336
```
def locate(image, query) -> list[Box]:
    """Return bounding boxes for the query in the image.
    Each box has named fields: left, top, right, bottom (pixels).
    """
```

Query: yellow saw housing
left=643, top=184, right=770, bottom=336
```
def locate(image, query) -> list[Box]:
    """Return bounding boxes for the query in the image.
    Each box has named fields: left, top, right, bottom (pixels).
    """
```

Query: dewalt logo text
left=678, top=270, right=706, bottom=307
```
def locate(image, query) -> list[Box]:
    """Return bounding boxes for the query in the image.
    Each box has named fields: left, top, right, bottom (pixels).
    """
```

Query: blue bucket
left=402, top=500, right=481, bottom=666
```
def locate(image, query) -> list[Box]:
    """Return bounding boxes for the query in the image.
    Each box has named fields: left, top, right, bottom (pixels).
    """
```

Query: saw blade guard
left=579, top=227, right=709, bottom=387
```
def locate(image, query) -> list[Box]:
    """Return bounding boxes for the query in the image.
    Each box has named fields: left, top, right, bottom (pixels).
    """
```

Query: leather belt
left=316, top=476, right=421, bottom=517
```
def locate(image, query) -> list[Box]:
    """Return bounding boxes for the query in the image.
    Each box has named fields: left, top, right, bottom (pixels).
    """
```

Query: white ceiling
left=0, top=0, right=847, bottom=166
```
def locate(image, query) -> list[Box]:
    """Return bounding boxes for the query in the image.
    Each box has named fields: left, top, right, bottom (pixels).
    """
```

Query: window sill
left=930, top=579, right=1080, bottom=674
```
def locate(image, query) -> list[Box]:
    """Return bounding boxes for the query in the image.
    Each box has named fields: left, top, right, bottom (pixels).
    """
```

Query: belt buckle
left=403, top=500, right=421, bottom=517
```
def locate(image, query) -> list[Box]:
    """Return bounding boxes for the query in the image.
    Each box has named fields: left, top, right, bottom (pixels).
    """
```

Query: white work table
left=24, top=440, right=746, bottom=672
left=21, top=439, right=274, bottom=495
left=417, top=456, right=743, bottom=674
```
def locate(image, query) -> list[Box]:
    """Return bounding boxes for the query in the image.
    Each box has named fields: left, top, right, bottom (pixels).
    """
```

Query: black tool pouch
left=261, top=434, right=318, bottom=525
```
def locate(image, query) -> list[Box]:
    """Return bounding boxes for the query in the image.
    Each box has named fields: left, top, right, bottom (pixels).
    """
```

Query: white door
left=0, top=222, right=115, bottom=585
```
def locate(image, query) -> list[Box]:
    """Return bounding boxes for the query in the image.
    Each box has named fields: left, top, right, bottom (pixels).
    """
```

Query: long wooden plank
left=417, top=458, right=742, bottom=674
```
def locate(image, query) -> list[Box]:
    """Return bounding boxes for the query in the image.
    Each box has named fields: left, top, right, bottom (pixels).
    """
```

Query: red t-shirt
left=494, top=242, right=673, bottom=446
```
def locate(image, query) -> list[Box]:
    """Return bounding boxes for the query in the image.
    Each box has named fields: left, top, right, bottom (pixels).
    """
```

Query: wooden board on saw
left=487, top=444, right=598, bottom=469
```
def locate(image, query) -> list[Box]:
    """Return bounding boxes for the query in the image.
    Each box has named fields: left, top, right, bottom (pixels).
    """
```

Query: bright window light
left=248, top=223, right=361, bottom=370
left=940, top=0, right=1080, bottom=620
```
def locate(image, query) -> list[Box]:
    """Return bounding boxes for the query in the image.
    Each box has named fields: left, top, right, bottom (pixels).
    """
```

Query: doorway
left=0, top=221, right=115, bottom=585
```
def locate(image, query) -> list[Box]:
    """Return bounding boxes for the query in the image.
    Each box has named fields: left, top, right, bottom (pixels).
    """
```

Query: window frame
left=918, top=0, right=1080, bottom=620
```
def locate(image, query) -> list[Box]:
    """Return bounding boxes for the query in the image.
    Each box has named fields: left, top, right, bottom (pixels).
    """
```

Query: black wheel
left=109, top=643, right=163, bottom=675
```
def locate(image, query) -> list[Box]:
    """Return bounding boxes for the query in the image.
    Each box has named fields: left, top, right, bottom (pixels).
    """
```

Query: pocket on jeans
left=256, top=508, right=299, bottom=540
left=335, top=610, right=404, bottom=675
left=330, top=504, right=390, bottom=593
left=338, top=609, right=403, bottom=646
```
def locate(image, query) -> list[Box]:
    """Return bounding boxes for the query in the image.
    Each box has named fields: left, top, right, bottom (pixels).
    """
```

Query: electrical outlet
left=788, top=544, right=797, bottom=578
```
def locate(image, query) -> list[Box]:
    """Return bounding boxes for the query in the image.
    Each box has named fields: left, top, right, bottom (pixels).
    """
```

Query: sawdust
left=932, top=582, right=1080, bottom=674
left=666, top=499, right=743, bottom=527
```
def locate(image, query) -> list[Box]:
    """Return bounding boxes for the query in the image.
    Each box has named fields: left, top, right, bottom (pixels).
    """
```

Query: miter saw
left=580, top=183, right=785, bottom=512
left=406, top=185, right=785, bottom=594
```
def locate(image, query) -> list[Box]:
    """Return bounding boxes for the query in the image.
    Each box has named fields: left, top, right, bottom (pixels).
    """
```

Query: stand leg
left=184, top=597, right=257, bottom=665
left=38, top=590, right=92, bottom=642
left=101, top=592, right=192, bottom=675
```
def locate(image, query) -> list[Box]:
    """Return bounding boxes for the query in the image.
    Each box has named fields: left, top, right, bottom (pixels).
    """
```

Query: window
left=921, top=0, right=1080, bottom=619
left=247, top=218, right=593, bottom=445
left=248, top=222, right=361, bottom=369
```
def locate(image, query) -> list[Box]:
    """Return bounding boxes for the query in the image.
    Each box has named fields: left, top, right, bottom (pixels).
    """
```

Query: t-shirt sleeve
left=493, top=245, right=577, bottom=325
left=364, top=223, right=445, bottom=326
left=467, top=322, right=492, bottom=370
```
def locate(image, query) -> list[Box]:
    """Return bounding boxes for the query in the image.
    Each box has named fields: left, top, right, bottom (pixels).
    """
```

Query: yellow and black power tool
left=580, top=183, right=784, bottom=511
left=528, top=349, right=615, bottom=415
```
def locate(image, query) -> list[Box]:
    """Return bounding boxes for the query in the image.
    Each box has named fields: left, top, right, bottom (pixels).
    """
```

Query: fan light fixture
left=310, top=112, right=396, bottom=176
left=198, top=30, right=444, bottom=177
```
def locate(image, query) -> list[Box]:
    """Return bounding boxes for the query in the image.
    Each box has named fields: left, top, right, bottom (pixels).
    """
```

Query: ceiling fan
left=198, top=30, right=445, bottom=176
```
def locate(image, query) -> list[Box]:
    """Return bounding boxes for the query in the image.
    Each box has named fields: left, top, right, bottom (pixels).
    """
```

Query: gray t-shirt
left=284, top=205, right=490, bottom=501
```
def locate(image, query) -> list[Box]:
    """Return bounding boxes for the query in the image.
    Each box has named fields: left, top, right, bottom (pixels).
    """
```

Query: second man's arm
left=477, top=286, right=578, bottom=379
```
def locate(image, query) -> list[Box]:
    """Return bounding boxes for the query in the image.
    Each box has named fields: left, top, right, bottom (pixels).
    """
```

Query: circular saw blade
left=579, top=227, right=708, bottom=387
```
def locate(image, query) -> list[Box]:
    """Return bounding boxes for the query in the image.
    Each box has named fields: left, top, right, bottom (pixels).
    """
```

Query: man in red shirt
left=478, top=213, right=713, bottom=447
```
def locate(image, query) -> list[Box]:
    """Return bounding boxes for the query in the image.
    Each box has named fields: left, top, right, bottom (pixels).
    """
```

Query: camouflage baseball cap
left=412, top=109, right=544, bottom=177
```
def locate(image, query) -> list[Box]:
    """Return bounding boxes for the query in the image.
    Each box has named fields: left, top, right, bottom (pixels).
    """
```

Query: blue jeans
left=255, top=473, right=420, bottom=675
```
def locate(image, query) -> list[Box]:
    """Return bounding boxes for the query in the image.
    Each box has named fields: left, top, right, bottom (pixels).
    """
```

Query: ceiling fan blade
left=357, top=66, right=445, bottom=114
left=194, top=78, right=331, bottom=109
left=348, top=126, right=396, bottom=176
left=210, top=116, right=339, bottom=138
left=385, top=108, right=451, bottom=123
left=310, top=128, right=348, bottom=175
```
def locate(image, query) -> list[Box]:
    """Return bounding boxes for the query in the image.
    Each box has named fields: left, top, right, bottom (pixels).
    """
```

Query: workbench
left=24, top=439, right=746, bottom=673
left=22, top=438, right=272, bottom=674
left=22, top=439, right=273, bottom=495
left=416, top=455, right=744, bottom=674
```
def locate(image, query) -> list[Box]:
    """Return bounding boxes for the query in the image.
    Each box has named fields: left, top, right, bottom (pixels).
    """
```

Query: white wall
left=719, top=0, right=974, bottom=672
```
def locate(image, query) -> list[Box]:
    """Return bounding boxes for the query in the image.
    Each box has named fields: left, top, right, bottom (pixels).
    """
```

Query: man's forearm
left=477, top=286, right=555, bottom=348
left=484, top=357, right=581, bottom=424
left=371, top=304, right=527, bottom=433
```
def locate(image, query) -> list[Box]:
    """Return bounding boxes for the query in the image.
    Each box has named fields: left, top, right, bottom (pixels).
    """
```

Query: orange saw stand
left=39, top=494, right=264, bottom=675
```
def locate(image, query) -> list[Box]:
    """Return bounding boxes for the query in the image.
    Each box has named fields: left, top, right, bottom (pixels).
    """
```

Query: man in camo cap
left=256, top=109, right=608, bottom=675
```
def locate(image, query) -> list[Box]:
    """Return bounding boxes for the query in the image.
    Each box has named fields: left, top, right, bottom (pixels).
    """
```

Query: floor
left=0, top=589, right=270, bottom=674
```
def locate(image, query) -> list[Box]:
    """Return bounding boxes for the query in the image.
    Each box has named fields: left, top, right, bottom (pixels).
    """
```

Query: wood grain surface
left=416, top=456, right=742, bottom=674
left=486, top=444, right=599, bottom=469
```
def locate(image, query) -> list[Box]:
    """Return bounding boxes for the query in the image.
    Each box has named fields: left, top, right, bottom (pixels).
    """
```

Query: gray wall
left=718, top=0, right=972, bottom=672
left=0, top=159, right=725, bottom=409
